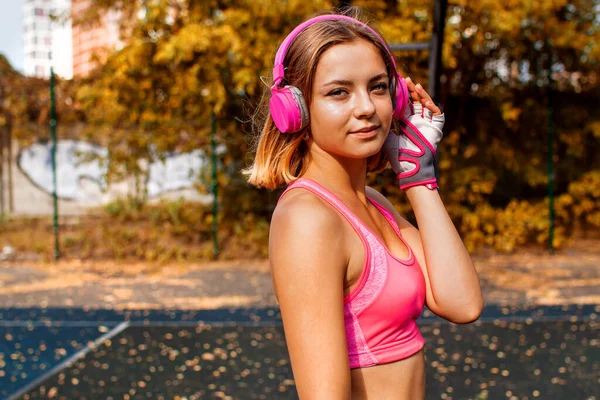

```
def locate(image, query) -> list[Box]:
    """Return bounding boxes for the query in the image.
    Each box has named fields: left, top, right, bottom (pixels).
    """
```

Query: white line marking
left=5, top=321, right=130, bottom=400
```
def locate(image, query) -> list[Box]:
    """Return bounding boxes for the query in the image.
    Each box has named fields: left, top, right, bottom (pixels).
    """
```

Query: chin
left=352, top=143, right=385, bottom=160
left=364, top=134, right=387, bottom=156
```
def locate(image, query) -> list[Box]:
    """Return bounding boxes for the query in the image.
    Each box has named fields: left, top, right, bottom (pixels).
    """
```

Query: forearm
left=406, top=186, right=483, bottom=321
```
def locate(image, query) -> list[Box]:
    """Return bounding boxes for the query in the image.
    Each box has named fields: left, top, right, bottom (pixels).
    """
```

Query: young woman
left=245, top=7, right=483, bottom=399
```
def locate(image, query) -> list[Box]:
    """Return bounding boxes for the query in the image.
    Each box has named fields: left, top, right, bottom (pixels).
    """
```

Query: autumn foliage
left=2, top=0, right=600, bottom=260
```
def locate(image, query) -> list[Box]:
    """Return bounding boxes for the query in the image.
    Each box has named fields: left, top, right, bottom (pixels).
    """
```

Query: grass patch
left=0, top=198, right=269, bottom=263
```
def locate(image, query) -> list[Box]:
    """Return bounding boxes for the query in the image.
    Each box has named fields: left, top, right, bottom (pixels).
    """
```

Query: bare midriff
left=349, top=349, right=425, bottom=400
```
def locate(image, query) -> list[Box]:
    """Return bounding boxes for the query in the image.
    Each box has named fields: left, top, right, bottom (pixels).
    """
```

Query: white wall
left=2, top=140, right=213, bottom=216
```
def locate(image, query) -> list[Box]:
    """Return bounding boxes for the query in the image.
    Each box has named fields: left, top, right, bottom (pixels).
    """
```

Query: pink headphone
left=269, top=14, right=409, bottom=134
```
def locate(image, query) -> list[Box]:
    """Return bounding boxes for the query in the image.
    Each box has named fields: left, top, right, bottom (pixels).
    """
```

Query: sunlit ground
left=1, top=244, right=599, bottom=400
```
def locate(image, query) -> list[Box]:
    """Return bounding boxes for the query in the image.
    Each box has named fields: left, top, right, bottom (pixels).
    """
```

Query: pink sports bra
left=280, top=178, right=426, bottom=369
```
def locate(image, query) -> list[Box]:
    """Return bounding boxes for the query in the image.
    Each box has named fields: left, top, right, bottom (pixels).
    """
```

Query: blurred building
left=23, top=0, right=54, bottom=78
left=23, top=0, right=73, bottom=79
left=71, top=0, right=122, bottom=78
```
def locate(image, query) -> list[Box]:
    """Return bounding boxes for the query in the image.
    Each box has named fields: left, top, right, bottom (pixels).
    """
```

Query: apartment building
left=23, top=0, right=53, bottom=78
left=23, top=0, right=72, bottom=79
left=71, top=0, right=121, bottom=78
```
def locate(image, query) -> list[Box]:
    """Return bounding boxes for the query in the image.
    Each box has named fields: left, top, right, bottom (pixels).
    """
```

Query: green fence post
left=50, top=68, right=60, bottom=260
left=210, top=112, right=219, bottom=259
left=547, top=93, right=555, bottom=254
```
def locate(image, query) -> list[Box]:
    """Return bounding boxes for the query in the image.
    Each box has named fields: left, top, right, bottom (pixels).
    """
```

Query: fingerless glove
left=383, top=103, right=445, bottom=190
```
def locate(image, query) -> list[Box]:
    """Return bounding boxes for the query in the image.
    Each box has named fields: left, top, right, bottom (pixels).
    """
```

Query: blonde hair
left=244, top=7, right=395, bottom=189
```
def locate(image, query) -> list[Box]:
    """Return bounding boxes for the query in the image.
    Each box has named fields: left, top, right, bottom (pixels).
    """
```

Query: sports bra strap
left=368, top=199, right=403, bottom=238
left=280, top=178, right=367, bottom=236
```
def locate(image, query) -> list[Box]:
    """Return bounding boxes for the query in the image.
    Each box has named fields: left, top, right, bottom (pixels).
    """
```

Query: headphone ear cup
left=269, top=86, right=309, bottom=133
left=392, top=76, right=409, bottom=120
left=287, top=86, right=309, bottom=130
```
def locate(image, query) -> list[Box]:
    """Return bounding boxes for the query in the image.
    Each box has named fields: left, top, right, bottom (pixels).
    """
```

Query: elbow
left=454, top=309, right=482, bottom=324
left=452, top=297, right=484, bottom=324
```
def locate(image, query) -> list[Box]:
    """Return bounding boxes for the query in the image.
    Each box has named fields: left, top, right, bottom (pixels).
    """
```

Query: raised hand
left=383, top=78, right=445, bottom=190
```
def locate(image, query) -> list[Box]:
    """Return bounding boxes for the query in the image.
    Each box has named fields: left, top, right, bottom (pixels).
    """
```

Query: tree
left=74, top=0, right=332, bottom=205
left=72, top=0, right=600, bottom=253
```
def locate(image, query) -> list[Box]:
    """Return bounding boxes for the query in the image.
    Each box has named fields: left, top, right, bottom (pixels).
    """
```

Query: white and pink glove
left=383, top=102, right=445, bottom=190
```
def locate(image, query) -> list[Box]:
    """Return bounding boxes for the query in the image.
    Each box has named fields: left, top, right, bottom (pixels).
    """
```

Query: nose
left=353, top=90, right=376, bottom=119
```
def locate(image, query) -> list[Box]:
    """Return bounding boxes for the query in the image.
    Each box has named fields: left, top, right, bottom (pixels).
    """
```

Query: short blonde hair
left=244, top=7, right=395, bottom=189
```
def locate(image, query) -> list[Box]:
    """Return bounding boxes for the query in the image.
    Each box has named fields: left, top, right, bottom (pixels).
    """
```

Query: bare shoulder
left=269, top=188, right=348, bottom=292
left=271, top=188, right=345, bottom=246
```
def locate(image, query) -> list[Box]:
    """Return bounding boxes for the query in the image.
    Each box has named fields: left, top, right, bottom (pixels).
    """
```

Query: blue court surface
left=1, top=305, right=598, bottom=399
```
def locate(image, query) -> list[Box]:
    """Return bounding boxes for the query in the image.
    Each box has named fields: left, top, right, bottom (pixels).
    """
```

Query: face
left=308, top=38, right=393, bottom=161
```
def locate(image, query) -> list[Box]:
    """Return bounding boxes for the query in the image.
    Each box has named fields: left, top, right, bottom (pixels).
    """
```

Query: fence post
left=545, top=40, right=555, bottom=255
left=429, top=0, right=448, bottom=103
left=50, top=68, right=60, bottom=260
left=0, top=124, right=4, bottom=216
left=547, top=87, right=555, bottom=254
left=210, top=112, right=219, bottom=259
left=7, top=113, right=13, bottom=214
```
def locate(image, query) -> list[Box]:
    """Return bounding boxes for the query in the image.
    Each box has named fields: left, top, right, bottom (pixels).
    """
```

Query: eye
left=372, top=82, right=389, bottom=92
left=326, top=88, right=348, bottom=97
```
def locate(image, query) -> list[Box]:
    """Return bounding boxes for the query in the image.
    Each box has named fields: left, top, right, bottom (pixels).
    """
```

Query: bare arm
left=367, top=186, right=483, bottom=323
left=391, top=79, right=482, bottom=322
left=404, top=186, right=483, bottom=322
left=270, top=191, right=351, bottom=399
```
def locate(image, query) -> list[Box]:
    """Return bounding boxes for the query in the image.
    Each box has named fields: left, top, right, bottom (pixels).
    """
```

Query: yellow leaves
left=461, top=199, right=556, bottom=253
left=473, top=180, right=496, bottom=195
left=559, top=171, right=600, bottom=228
left=501, top=102, right=521, bottom=126
left=140, top=110, right=159, bottom=125
left=553, top=20, right=587, bottom=48
left=154, top=22, right=242, bottom=66
left=463, top=144, right=478, bottom=159
left=452, top=170, right=496, bottom=200
left=222, top=8, right=253, bottom=26
left=492, top=10, right=523, bottom=34
left=152, top=42, right=176, bottom=64
left=439, top=158, right=452, bottom=172
left=153, top=24, right=212, bottom=64
left=456, top=168, right=600, bottom=253
left=587, top=211, right=600, bottom=227
left=443, top=129, right=462, bottom=158
left=138, top=79, right=153, bottom=91
left=522, top=167, right=548, bottom=188
left=587, top=121, right=600, bottom=138
left=568, top=171, right=600, bottom=199
left=233, top=68, right=255, bottom=95
left=211, top=82, right=227, bottom=115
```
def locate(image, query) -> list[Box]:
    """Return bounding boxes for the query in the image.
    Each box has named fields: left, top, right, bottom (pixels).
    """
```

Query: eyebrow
left=321, top=72, right=388, bottom=88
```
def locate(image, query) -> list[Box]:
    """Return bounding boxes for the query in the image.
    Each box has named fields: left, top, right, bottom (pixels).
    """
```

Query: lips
left=350, top=125, right=380, bottom=136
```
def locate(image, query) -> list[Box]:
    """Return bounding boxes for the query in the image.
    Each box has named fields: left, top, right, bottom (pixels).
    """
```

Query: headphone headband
left=268, top=14, right=408, bottom=133
left=271, top=14, right=398, bottom=88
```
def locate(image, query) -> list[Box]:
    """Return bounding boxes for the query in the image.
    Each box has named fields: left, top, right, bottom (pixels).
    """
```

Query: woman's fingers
left=405, top=77, right=442, bottom=116
left=414, top=83, right=432, bottom=104
left=424, top=100, right=442, bottom=116
left=404, top=77, right=420, bottom=103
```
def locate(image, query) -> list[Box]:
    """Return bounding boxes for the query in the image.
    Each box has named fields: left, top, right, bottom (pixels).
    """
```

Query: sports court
left=1, top=304, right=598, bottom=399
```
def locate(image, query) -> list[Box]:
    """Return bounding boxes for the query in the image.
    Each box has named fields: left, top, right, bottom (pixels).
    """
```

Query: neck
left=301, top=145, right=369, bottom=201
